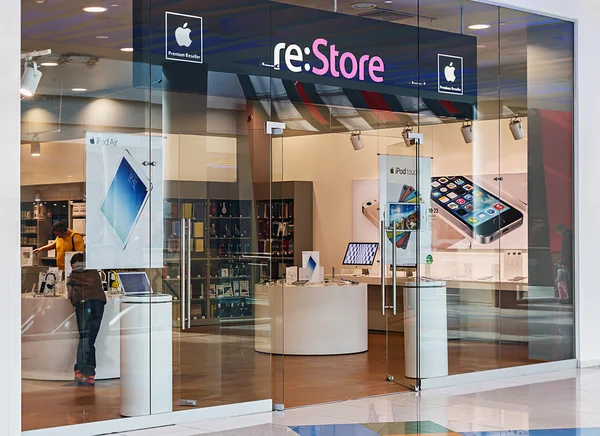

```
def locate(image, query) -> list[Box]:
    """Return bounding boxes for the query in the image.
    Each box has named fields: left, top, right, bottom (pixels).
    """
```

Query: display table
left=21, top=294, right=121, bottom=381
left=120, top=294, right=173, bottom=417
left=403, top=281, right=448, bottom=379
left=254, top=282, right=368, bottom=355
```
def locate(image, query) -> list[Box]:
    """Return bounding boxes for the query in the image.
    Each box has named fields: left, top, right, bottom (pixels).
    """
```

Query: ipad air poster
left=85, top=132, right=164, bottom=269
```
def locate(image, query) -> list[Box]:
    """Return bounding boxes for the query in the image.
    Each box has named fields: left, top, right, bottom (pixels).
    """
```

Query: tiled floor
left=114, top=367, right=600, bottom=436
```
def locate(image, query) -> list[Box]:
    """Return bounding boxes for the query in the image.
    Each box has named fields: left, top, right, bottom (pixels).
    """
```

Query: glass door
left=157, top=0, right=276, bottom=412
left=380, top=131, right=422, bottom=391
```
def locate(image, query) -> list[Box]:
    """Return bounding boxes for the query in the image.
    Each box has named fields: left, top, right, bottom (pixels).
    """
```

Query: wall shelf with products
left=254, top=181, right=314, bottom=279
left=161, top=182, right=263, bottom=326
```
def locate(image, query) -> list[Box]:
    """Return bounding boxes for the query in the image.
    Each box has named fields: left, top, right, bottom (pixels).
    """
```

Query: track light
left=31, top=135, right=41, bottom=156
left=21, top=60, right=42, bottom=98
left=350, top=131, right=364, bottom=151
left=402, top=126, right=416, bottom=147
left=509, top=116, right=525, bottom=140
left=461, top=121, right=474, bottom=144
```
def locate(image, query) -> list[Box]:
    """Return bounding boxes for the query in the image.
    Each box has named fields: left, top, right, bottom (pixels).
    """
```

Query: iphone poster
left=85, top=132, right=164, bottom=269
left=379, top=155, right=433, bottom=267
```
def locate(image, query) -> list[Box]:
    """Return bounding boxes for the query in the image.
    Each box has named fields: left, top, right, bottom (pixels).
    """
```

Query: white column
left=475, top=0, right=600, bottom=367
left=0, top=0, right=22, bottom=434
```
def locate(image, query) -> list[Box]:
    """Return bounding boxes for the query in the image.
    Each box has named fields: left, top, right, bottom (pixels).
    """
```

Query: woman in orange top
left=34, top=221, right=84, bottom=270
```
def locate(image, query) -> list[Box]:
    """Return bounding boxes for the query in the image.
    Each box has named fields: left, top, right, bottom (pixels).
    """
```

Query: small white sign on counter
left=21, top=247, right=33, bottom=267
left=298, top=268, right=310, bottom=282
left=286, top=266, right=298, bottom=284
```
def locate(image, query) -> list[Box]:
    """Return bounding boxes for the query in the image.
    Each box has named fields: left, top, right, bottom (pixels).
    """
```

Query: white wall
left=1, top=0, right=22, bottom=434
left=477, top=0, right=600, bottom=370
left=278, top=119, right=527, bottom=272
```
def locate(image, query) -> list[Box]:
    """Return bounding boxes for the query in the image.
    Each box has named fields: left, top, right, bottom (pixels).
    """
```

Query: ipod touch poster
left=85, top=132, right=164, bottom=269
left=379, top=155, right=432, bottom=267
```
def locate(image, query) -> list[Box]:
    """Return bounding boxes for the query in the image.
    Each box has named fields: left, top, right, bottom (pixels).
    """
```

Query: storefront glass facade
left=20, top=0, right=574, bottom=432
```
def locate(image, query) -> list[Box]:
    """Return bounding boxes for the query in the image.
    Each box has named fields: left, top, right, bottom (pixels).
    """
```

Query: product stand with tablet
left=342, top=242, right=379, bottom=276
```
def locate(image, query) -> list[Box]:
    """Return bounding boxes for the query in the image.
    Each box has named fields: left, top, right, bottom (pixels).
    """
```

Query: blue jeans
left=74, top=300, right=105, bottom=377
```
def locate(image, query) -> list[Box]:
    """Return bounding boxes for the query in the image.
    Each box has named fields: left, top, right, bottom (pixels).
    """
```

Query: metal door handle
left=392, top=226, right=397, bottom=316
left=381, top=220, right=386, bottom=315
left=187, top=219, right=192, bottom=329
left=180, top=218, right=186, bottom=330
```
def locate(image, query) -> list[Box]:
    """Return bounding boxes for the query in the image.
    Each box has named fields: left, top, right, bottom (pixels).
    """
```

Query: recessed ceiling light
left=384, top=0, right=393, bottom=3
left=500, top=21, right=508, bottom=26
left=71, top=88, right=87, bottom=92
left=351, top=2, right=376, bottom=9
left=120, top=47, right=134, bottom=52
left=96, top=35, right=109, bottom=39
left=468, top=24, right=491, bottom=30
left=83, top=6, right=108, bottom=13
left=40, top=62, right=58, bottom=67
left=110, top=3, right=119, bottom=6
left=477, top=45, right=487, bottom=49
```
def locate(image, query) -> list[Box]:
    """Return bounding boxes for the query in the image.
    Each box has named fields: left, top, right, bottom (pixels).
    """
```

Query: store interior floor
left=21, top=328, right=537, bottom=431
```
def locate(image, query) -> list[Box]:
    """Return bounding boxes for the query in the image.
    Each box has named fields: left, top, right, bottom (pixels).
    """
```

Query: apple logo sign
left=175, top=22, right=192, bottom=48
left=444, top=62, right=456, bottom=82
left=438, top=54, right=463, bottom=95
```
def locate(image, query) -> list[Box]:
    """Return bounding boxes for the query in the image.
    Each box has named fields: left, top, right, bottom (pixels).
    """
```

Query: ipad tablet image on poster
left=86, top=132, right=164, bottom=269
left=100, top=149, right=151, bottom=251
left=430, top=175, right=523, bottom=244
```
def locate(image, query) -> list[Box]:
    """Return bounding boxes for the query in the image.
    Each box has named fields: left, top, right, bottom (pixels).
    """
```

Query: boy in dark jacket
left=67, top=252, right=106, bottom=386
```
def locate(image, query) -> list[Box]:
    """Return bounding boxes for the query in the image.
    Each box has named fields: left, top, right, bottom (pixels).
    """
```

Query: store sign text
left=273, top=38, right=384, bottom=83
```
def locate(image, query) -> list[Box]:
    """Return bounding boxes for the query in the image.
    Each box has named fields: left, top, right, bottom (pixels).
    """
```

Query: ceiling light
left=96, top=35, right=109, bottom=39
left=384, top=0, right=393, bottom=3
left=71, top=88, right=87, bottom=92
left=350, top=131, right=364, bottom=151
left=351, top=2, right=376, bottom=9
left=120, top=47, right=133, bottom=52
left=31, top=136, right=41, bottom=157
left=509, top=116, right=525, bottom=140
left=461, top=121, right=474, bottom=144
left=83, top=6, right=108, bottom=12
left=40, top=62, right=58, bottom=67
left=477, top=45, right=487, bottom=49
left=20, top=61, right=42, bottom=98
left=468, top=24, right=491, bottom=30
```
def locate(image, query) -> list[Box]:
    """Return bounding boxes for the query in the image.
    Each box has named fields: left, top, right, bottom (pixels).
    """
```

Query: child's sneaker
left=74, top=370, right=83, bottom=382
left=79, top=375, right=95, bottom=386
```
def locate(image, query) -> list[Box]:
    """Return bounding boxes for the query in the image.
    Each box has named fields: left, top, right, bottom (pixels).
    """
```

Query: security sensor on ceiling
left=402, top=126, right=415, bottom=147
left=350, top=131, right=364, bottom=151
left=461, top=121, right=474, bottom=144
left=509, top=116, right=525, bottom=140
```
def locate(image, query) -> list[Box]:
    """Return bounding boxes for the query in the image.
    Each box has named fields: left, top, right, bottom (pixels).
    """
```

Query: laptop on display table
left=118, top=272, right=153, bottom=296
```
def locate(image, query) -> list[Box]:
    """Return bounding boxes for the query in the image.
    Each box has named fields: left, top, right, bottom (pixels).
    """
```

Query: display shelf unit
left=20, top=202, right=52, bottom=249
left=161, top=182, right=264, bottom=327
left=254, top=181, right=314, bottom=279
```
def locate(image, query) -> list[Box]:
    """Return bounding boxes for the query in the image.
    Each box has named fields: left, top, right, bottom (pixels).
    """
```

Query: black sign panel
left=134, top=0, right=477, bottom=103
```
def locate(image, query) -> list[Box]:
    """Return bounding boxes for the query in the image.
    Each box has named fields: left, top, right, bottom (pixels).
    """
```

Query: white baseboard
left=578, top=359, right=600, bottom=368
left=23, top=399, right=272, bottom=436
left=420, top=359, right=577, bottom=389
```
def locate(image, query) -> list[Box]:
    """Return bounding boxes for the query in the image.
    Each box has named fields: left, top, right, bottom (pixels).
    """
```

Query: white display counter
left=403, top=281, right=448, bottom=379
left=21, top=294, right=121, bottom=381
left=254, top=282, right=368, bottom=355
left=120, top=294, right=173, bottom=417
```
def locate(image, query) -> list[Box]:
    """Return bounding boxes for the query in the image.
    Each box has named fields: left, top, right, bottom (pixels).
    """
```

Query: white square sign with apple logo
left=165, top=12, right=203, bottom=64
left=438, top=54, right=463, bottom=95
